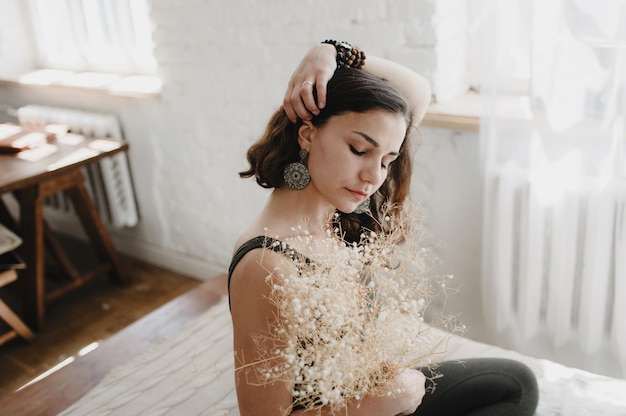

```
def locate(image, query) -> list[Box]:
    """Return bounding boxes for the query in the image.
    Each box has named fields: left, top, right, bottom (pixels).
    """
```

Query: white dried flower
left=237, top=205, right=462, bottom=415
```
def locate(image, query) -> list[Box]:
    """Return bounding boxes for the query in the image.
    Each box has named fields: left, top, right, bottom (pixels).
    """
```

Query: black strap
left=228, top=236, right=312, bottom=304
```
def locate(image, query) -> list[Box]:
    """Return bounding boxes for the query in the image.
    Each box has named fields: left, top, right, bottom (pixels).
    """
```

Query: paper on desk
left=46, top=148, right=99, bottom=171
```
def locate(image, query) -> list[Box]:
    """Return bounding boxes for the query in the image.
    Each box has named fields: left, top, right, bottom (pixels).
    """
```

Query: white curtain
left=479, top=0, right=626, bottom=378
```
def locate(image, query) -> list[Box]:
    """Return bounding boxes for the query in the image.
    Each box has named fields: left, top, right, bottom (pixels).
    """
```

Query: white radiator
left=17, top=105, right=139, bottom=229
left=483, top=164, right=626, bottom=366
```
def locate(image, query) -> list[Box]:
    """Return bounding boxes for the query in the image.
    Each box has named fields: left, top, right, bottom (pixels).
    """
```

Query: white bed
left=58, top=296, right=626, bottom=416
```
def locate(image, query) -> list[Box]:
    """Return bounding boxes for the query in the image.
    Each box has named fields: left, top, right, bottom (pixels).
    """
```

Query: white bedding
left=59, top=297, right=626, bottom=416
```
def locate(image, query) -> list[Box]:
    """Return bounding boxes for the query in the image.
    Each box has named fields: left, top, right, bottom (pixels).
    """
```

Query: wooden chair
left=0, top=266, right=35, bottom=346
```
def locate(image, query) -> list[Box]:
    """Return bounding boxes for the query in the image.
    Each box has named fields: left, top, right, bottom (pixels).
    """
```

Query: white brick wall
left=0, top=0, right=483, bottom=339
left=138, top=0, right=469, bottom=266
left=0, top=0, right=473, bottom=267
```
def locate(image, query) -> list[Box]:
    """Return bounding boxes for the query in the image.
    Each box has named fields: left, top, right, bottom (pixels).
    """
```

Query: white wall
left=0, top=1, right=486, bottom=340
left=412, top=127, right=485, bottom=341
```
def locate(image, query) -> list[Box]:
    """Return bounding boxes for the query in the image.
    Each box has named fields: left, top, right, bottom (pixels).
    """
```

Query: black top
left=227, top=236, right=312, bottom=302
left=228, top=235, right=316, bottom=410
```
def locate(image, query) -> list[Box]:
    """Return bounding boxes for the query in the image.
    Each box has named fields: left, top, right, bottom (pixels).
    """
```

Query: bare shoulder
left=229, top=247, right=298, bottom=414
left=229, top=246, right=291, bottom=329
left=230, top=247, right=278, bottom=302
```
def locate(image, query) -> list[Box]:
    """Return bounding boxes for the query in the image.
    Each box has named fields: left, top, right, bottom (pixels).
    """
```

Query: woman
left=229, top=41, right=539, bottom=415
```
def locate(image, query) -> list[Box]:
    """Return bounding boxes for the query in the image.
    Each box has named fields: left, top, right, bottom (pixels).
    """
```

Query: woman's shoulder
left=228, top=235, right=294, bottom=289
left=232, top=235, right=283, bottom=255
left=230, top=235, right=283, bottom=273
left=228, top=236, right=293, bottom=319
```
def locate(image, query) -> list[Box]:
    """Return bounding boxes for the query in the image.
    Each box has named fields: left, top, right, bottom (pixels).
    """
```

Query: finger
left=315, top=78, right=328, bottom=109
left=287, top=86, right=313, bottom=121
left=315, top=61, right=337, bottom=109
left=300, top=81, right=319, bottom=116
left=293, top=81, right=317, bottom=120
left=282, top=93, right=298, bottom=123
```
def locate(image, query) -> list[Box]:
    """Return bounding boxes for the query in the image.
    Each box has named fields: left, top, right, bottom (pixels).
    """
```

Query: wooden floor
left=0, top=253, right=209, bottom=402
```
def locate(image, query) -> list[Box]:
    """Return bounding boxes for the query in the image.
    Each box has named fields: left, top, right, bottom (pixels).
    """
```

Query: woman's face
left=301, top=110, right=407, bottom=214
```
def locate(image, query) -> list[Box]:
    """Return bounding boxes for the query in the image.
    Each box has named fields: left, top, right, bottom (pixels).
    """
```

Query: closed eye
left=349, top=145, right=366, bottom=156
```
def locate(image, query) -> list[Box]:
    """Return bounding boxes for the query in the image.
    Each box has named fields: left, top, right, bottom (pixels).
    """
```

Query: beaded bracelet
left=321, top=39, right=366, bottom=69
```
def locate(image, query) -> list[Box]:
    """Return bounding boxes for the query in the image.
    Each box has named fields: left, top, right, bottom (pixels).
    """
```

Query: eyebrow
left=352, top=130, right=400, bottom=156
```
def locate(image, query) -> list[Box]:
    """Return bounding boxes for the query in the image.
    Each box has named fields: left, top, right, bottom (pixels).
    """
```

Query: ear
left=297, top=120, right=315, bottom=151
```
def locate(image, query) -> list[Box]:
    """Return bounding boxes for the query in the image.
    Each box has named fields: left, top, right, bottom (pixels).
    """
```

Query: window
left=467, top=0, right=532, bottom=95
left=27, top=0, right=156, bottom=75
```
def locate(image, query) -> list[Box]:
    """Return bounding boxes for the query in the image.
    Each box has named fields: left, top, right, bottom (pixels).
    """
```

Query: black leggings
left=413, top=358, right=539, bottom=416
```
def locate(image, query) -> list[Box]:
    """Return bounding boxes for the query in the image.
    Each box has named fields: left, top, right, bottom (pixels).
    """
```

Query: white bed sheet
left=59, top=297, right=626, bottom=416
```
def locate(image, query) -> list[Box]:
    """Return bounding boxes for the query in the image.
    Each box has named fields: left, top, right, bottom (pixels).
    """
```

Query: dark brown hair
left=240, top=68, right=415, bottom=242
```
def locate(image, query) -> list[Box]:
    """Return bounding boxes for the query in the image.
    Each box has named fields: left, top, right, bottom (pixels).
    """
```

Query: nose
left=360, top=159, right=383, bottom=185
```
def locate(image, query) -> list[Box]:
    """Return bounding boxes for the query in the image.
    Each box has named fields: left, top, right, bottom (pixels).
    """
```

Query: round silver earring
left=283, top=149, right=310, bottom=190
left=354, top=197, right=370, bottom=214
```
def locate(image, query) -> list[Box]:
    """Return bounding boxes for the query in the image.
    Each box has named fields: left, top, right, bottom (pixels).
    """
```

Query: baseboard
left=111, top=233, right=225, bottom=281
left=44, top=210, right=224, bottom=281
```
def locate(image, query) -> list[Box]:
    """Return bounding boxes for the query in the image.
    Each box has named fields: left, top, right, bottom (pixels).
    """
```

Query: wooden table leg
left=66, top=176, right=127, bottom=285
left=15, top=185, right=46, bottom=331
left=10, top=168, right=128, bottom=330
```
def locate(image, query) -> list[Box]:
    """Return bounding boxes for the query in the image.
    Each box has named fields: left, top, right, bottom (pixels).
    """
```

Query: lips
left=347, top=188, right=368, bottom=200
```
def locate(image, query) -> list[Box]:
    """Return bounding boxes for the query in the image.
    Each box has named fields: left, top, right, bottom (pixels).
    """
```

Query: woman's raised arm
left=282, top=42, right=431, bottom=125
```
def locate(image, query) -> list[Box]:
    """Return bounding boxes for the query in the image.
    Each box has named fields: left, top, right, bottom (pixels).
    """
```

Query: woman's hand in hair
left=282, top=42, right=432, bottom=127
left=282, top=43, right=336, bottom=122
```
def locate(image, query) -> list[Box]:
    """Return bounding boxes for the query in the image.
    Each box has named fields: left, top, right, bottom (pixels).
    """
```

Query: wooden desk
left=0, top=134, right=130, bottom=330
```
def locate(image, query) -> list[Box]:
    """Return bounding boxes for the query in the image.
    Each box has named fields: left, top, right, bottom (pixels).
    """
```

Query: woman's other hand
left=391, top=368, right=426, bottom=415
left=290, top=367, right=427, bottom=416
left=282, top=43, right=336, bottom=122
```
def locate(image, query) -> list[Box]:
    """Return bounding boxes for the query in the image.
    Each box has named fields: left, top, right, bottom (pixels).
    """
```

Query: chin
left=336, top=205, right=359, bottom=214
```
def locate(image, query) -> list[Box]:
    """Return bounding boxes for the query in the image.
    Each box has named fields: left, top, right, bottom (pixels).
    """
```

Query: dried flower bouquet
left=237, top=208, right=461, bottom=414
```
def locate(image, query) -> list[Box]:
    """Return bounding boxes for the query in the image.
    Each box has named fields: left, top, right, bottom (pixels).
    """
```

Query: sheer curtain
left=478, top=0, right=626, bottom=378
